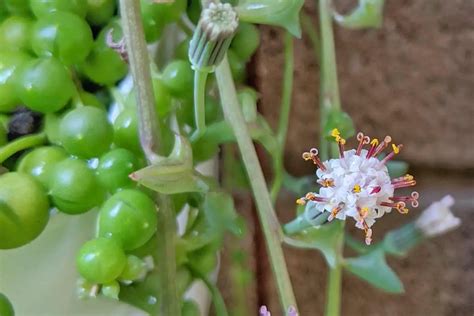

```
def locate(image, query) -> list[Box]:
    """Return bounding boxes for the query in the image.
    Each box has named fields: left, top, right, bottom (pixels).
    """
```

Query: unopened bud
left=415, top=195, right=461, bottom=237
left=188, top=2, right=238, bottom=72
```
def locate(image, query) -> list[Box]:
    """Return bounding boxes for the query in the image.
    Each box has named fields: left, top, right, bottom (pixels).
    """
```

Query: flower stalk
left=215, top=57, right=298, bottom=313
left=119, top=1, right=179, bottom=315
left=318, top=0, right=344, bottom=314
left=0, top=132, right=46, bottom=164
left=189, top=2, right=238, bottom=141
left=271, top=31, right=295, bottom=203
left=319, top=0, right=341, bottom=161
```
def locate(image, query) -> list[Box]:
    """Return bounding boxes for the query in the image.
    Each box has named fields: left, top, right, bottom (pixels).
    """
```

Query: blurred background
left=218, top=1, right=474, bottom=315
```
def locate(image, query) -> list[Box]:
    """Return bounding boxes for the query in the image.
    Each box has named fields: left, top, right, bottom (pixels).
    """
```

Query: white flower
left=298, top=130, right=419, bottom=245
left=415, top=195, right=461, bottom=237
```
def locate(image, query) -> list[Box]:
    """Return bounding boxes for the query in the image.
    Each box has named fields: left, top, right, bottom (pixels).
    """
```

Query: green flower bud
left=189, top=2, right=238, bottom=72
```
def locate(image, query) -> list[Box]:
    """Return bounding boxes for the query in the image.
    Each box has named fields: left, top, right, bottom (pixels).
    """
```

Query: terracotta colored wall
left=219, top=1, right=473, bottom=315
left=257, top=0, right=474, bottom=173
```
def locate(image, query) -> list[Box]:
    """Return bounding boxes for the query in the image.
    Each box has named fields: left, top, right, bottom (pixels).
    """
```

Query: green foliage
left=132, top=136, right=214, bottom=194
left=236, top=0, right=305, bottom=37
left=386, top=160, right=409, bottom=178
left=203, top=191, right=243, bottom=237
left=323, top=110, right=355, bottom=140
left=344, top=247, right=404, bottom=293
left=0, top=293, right=14, bottom=316
left=285, top=221, right=344, bottom=267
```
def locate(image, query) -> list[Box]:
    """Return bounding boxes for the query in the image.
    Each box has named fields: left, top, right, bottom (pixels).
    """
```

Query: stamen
left=296, top=198, right=306, bottom=205
left=391, top=174, right=414, bottom=184
left=331, top=128, right=346, bottom=158
left=372, top=135, right=392, bottom=157
left=366, top=138, right=379, bottom=158
left=328, top=203, right=344, bottom=221
left=318, top=178, right=335, bottom=187
left=358, top=206, right=369, bottom=219
left=380, top=144, right=403, bottom=165
left=356, top=208, right=373, bottom=245
left=380, top=201, right=409, bottom=214
left=352, top=184, right=361, bottom=193
left=302, top=148, right=326, bottom=171
left=296, top=192, right=328, bottom=205
left=390, top=191, right=420, bottom=207
left=356, top=132, right=371, bottom=155
left=392, top=175, right=417, bottom=189
left=364, top=226, right=373, bottom=245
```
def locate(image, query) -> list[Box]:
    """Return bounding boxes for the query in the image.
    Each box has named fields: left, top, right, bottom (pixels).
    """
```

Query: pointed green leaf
left=334, top=0, right=385, bottom=29
left=344, top=247, right=404, bottom=293
left=131, top=135, right=212, bottom=194
left=284, top=221, right=344, bottom=267
left=203, top=191, right=242, bottom=237
left=236, top=0, right=305, bottom=37
left=133, top=167, right=211, bottom=194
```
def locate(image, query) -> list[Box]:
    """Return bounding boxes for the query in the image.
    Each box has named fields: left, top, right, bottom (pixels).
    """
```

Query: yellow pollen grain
left=392, top=144, right=400, bottom=154
left=331, top=128, right=340, bottom=137
left=296, top=198, right=306, bottom=205
left=370, top=138, right=379, bottom=146
left=359, top=207, right=369, bottom=217
left=302, top=152, right=311, bottom=160
left=353, top=184, right=361, bottom=193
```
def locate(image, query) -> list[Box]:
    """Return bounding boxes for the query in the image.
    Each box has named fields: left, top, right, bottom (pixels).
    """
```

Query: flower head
left=298, top=129, right=419, bottom=245
left=415, top=195, right=460, bottom=237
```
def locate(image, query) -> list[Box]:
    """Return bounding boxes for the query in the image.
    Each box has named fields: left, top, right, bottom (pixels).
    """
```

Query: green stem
left=319, top=0, right=341, bottom=161
left=119, top=2, right=179, bottom=316
left=215, top=57, right=298, bottom=313
left=283, top=212, right=329, bottom=235
left=325, top=263, right=342, bottom=316
left=190, top=70, right=208, bottom=142
left=301, top=12, right=320, bottom=63
left=318, top=1, right=345, bottom=314
left=270, top=32, right=294, bottom=203
left=325, top=223, right=345, bottom=316
left=0, top=133, right=46, bottom=164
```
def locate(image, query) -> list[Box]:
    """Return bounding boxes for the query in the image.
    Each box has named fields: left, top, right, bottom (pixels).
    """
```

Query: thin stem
left=283, top=212, right=330, bottom=235
left=177, top=15, right=194, bottom=36
left=215, top=57, right=298, bottom=313
left=190, top=70, right=208, bottom=142
left=318, top=1, right=345, bottom=314
left=319, top=0, right=341, bottom=161
left=0, top=133, right=46, bottom=164
left=120, top=0, right=160, bottom=162
left=325, top=263, right=342, bottom=316
left=270, top=32, right=294, bottom=203
left=301, top=12, right=320, bottom=63
left=119, top=1, right=179, bottom=316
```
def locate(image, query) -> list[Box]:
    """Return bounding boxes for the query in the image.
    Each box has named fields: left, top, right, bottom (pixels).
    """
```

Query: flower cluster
left=297, top=129, right=419, bottom=245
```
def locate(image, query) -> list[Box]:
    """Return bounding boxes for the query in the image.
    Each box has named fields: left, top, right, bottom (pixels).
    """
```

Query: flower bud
left=384, top=195, right=461, bottom=256
left=415, top=195, right=461, bottom=237
left=188, top=2, right=238, bottom=72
